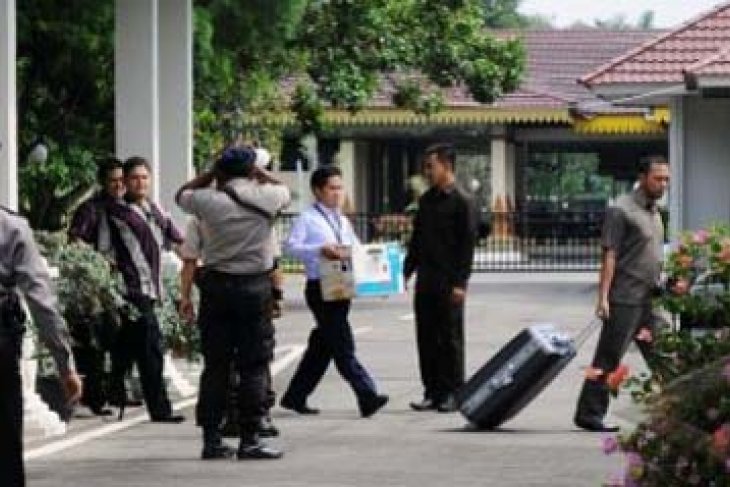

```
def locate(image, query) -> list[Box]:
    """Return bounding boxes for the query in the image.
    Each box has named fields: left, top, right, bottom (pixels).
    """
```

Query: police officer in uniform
left=1, top=206, right=83, bottom=487
left=176, top=146, right=290, bottom=460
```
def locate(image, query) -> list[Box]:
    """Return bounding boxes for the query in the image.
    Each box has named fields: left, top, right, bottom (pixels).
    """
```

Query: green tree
left=17, top=0, right=525, bottom=228
left=17, top=1, right=114, bottom=230
left=482, top=0, right=552, bottom=28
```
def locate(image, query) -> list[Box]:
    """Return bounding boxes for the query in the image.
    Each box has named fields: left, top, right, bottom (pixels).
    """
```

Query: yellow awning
left=573, top=113, right=668, bottom=135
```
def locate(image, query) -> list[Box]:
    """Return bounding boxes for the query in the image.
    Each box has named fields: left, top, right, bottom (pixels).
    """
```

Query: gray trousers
left=575, top=303, right=655, bottom=422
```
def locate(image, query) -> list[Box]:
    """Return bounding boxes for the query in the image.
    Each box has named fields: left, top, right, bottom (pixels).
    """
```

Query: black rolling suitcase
left=457, top=320, right=599, bottom=430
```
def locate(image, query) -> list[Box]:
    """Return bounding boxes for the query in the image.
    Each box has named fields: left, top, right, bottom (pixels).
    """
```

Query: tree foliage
left=16, top=1, right=114, bottom=229
left=16, top=0, right=525, bottom=228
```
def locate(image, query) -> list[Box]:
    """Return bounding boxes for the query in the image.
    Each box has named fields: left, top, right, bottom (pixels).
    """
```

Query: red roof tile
left=582, top=2, right=730, bottom=86
left=685, top=45, right=730, bottom=76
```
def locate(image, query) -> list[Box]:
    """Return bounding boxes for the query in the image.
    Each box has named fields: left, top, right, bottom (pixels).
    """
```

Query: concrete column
left=0, top=0, right=17, bottom=209
left=669, top=97, right=685, bottom=239
left=115, top=0, right=160, bottom=201
left=490, top=126, right=516, bottom=209
left=338, top=140, right=356, bottom=212
left=158, top=0, right=193, bottom=225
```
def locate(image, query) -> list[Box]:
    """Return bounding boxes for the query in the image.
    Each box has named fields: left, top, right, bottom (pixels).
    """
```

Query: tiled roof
left=685, top=45, right=730, bottom=76
left=325, top=29, right=662, bottom=112
left=582, top=2, right=730, bottom=86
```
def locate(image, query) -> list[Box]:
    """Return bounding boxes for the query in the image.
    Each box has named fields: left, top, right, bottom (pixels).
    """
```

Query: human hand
left=179, top=297, right=196, bottom=324
left=321, top=244, right=346, bottom=260
left=62, top=370, right=83, bottom=405
left=596, top=297, right=610, bottom=320
left=452, top=287, right=466, bottom=305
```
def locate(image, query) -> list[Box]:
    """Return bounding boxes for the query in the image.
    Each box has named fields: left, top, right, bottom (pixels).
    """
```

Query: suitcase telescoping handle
left=572, top=318, right=603, bottom=350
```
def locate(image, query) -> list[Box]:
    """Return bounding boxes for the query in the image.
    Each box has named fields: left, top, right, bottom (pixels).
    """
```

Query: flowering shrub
left=602, top=225, right=730, bottom=485
left=608, top=356, right=730, bottom=486
left=661, top=225, right=730, bottom=329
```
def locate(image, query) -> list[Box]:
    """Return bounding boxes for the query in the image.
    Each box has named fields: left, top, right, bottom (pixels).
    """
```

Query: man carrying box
left=280, top=166, right=388, bottom=418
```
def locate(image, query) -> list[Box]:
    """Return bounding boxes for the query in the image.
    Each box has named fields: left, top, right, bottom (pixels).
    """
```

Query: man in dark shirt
left=574, top=156, right=669, bottom=432
left=404, top=143, right=477, bottom=413
left=67, top=157, right=125, bottom=416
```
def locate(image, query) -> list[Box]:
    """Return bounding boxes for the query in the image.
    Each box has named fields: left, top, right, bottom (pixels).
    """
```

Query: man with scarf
left=104, top=156, right=185, bottom=423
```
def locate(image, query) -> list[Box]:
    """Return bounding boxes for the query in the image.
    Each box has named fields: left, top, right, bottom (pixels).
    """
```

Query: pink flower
left=712, top=424, right=730, bottom=452
left=725, top=458, right=730, bottom=473
left=602, top=435, right=620, bottom=455
left=692, top=230, right=709, bottom=245
left=723, top=363, right=730, bottom=383
left=635, top=328, right=653, bottom=343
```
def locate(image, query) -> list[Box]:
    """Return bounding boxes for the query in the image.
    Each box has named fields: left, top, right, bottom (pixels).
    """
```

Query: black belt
left=204, top=268, right=271, bottom=282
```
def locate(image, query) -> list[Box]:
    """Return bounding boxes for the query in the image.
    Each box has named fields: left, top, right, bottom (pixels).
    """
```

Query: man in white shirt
left=280, top=166, right=388, bottom=418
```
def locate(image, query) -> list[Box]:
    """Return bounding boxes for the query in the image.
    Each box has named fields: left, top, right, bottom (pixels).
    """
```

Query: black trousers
left=111, top=297, right=172, bottom=419
left=414, top=289, right=465, bottom=401
left=575, top=303, right=655, bottom=422
left=195, top=272, right=274, bottom=434
left=0, top=333, right=24, bottom=487
left=283, top=281, right=377, bottom=405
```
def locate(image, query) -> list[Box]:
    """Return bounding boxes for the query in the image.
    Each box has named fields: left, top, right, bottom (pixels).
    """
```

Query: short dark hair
left=96, top=157, right=123, bottom=185
left=310, top=165, right=342, bottom=192
left=638, top=155, right=669, bottom=176
left=424, top=143, right=456, bottom=168
left=123, top=156, right=152, bottom=176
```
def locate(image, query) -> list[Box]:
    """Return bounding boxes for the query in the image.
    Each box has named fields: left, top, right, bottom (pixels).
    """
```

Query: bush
left=602, top=224, right=730, bottom=486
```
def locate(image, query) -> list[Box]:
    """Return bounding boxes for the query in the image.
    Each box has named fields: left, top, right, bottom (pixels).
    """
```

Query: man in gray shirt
left=0, top=207, right=83, bottom=486
left=574, top=156, right=669, bottom=432
left=177, top=146, right=289, bottom=460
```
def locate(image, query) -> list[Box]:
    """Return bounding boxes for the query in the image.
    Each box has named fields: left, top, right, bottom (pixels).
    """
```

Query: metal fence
left=275, top=210, right=604, bottom=273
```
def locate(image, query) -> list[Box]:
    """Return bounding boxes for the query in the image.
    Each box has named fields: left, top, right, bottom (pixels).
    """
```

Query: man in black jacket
left=404, top=143, right=477, bottom=413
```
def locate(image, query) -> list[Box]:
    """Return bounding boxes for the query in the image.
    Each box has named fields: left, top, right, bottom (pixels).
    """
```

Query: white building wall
left=681, top=97, right=730, bottom=231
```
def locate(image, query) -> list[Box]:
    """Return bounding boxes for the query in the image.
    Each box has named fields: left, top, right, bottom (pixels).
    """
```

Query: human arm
left=596, top=207, right=624, bottom=319
left=403, top=205, right=423, bottom=285
left=179, top=259, right=197, bottom=324
left=452, top=195, right=478, bottom=304
left=8, top=217, right=83, bottom=401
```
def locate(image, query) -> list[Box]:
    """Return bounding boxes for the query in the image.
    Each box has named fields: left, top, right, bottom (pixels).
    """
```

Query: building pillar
left=0, top=0, right=17, bottom=209
left=490, top=126, right=517, bottom=237
left=115, top=0, right=160, bottom=201
left=669, top=97, right=685, bottom=239
left=158, top=0, right=193, bottom=224
left=338, top=140, right=356, bottom=212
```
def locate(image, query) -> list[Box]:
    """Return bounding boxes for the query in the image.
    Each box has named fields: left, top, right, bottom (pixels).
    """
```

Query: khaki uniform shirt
left=178, top=178, right=290, bottom=274
left=0, top=209, right=73, bottom=373
left=602, top=188, right=664, bottom=305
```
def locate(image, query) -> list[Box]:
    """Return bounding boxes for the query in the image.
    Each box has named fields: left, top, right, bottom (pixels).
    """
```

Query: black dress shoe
left=89, top=406, right=114, bottom=417
left=257, top=416, right=280, bottom=438
left=436, top=395, right=458, bottom=413
left=201, top=443, right=236, bottom=460
left=237, top=439, right=283, bottom=460
left=359, top=394, right=389, bottom=418
left=280, top=396, right=320, bottom=415
left=574, top=417, right=619, bottom=432
left=150, top=414, right=186, bottom=424
left=409, top=398, right=439, bottom=411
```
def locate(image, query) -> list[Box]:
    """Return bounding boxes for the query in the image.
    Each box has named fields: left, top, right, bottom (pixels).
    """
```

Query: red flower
left=606, top=364, right=630, bottom=392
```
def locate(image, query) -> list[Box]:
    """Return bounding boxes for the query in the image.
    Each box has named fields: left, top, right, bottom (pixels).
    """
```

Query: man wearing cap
left=176, top=146, right=290, bottom=460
